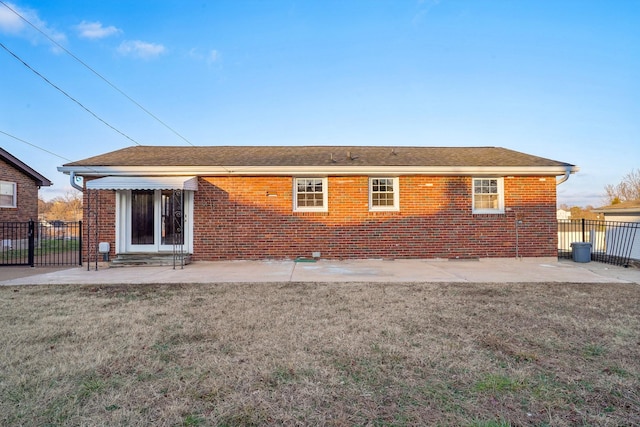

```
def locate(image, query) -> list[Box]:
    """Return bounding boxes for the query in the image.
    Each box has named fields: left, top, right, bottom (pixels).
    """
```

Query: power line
left=0, top=129, right=74, bottom=163
left=1, top=42, right=143, bottom=146
left=0, top=129, right=105, bottom=191
left=0, top=0, right=196, bottom=147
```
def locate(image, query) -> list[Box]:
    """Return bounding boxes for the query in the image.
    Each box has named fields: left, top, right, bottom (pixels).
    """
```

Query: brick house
left=58, top=146, right=577, bottom=262
left=1, top=147, right=52, bottom=223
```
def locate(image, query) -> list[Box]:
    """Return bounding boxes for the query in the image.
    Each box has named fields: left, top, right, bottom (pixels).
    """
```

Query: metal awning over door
left=85, top=176, right=198, bottom=191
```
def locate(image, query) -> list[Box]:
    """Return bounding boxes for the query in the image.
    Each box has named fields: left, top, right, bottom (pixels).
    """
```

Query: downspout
left=70, top=171, right=83, bottom=191
left=556, top=166, right=572, bottom=186
left=514, top=166, right=572, bottom=259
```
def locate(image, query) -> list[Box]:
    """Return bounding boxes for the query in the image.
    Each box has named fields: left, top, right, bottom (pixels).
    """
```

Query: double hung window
left=294, top=178, right=327, bottom=212
left=0, top=181, right=16, bottom=208
left=472, top=178, right=504, bottom=214
left=369, top=177, right=399, bottom=211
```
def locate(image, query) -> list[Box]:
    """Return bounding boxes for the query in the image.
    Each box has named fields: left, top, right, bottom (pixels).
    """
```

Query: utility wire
left=0, top=0, right=196, bottom=147
left=0, top=129, right=74, bottom=163
left=1, top=42, right=142, bottom=146
left=0, top=129, right=105, bottom=191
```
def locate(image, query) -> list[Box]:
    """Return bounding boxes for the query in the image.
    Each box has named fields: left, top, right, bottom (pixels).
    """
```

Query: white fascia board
left=58, top=165, right=578, bottom=177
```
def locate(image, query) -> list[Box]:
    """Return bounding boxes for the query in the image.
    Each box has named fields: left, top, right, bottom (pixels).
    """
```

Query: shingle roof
left=64, top=146, right=574, bottom=168
left=594, top=199, right=640, bottom=213
left=1, top=147, right=52, bottom=186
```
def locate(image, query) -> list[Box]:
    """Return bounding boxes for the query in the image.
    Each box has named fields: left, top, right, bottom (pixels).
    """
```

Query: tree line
left=604, top=169, right=640, bottom=205
left=560, top=168, right=638, bottom=219
left=38, top=191, right=82, bottom=222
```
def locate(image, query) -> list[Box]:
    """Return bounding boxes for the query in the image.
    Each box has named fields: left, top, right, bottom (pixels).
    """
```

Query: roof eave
left=593, top=208, right=640, bottom=214
left=58, top=165, right=578, bottom=177
left=1, top=148, right=53, bottom=186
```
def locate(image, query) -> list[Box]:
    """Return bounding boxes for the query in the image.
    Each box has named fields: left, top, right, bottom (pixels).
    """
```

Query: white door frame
left=115, top=190, right=194, bottom=253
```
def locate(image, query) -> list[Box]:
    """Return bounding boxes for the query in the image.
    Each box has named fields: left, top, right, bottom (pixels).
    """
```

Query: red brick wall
left=192, top=175, right=558, bottom=260
left=0, top=158, right=39, bottom=222
left=82, top=183, right=116, bottom=262
left=83, top=175, right=558, bottom=261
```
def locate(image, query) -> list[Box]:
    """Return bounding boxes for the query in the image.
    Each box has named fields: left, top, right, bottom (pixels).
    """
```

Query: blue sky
left=1, top=0, right=638, bottom=207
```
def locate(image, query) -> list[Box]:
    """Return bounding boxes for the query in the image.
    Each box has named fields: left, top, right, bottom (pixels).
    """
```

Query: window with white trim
left=294, top=178, right=327, bottom=212
left=369, top=177, right=399, bottom=211
left=472, top=178, right=504, bottom=214
left=0, top=181, right=16, bottom=208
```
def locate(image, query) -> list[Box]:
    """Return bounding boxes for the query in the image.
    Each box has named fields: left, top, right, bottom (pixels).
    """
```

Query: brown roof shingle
left=594, top=199, right=640, bottom=212
left=64, top=146, right=574, bottom=168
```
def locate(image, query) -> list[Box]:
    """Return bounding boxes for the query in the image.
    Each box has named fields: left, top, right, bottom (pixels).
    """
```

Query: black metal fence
left=0, top=221, right=82, bottom=267
left=558, top=219, right=640, bottom=267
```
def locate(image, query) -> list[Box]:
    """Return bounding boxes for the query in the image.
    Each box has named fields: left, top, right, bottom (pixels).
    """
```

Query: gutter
left=69, top=171, right=84, bottom=192
left=59, top=165, right=579, bottom=177
left=556, top=166, right=577, bottom=185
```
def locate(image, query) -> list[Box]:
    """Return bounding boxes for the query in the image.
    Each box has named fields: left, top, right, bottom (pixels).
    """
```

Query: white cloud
left=0, top=2, right=23, bottom=33
left=208, top=49, right=219, bottom=63
left=117, top=40, right=165, bottom=59
left=187, top=47, right=203, bottom=60
left=412, top=0, right=441, bottom=26
left=75, top=20, right=121, bottom=39
left=188, top=48, right=220, bottom=64
left=0, top=1, right=67, bottom=51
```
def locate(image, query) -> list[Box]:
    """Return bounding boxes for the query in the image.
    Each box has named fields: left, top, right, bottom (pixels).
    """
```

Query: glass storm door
left=130, top=190, right=155, bottom=247
left=128, top=190, right=184, bottom=252
left=160, top=190, right=184, bottom=247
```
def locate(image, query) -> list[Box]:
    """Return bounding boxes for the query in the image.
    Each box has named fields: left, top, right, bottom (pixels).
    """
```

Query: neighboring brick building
left=1, top=147, right=52, bottom=223
left=58, top=146, right=578, bottom=262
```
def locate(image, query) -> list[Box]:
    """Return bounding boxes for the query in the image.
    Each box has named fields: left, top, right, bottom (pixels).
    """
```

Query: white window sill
left=473, top=209, right=505, bottom=215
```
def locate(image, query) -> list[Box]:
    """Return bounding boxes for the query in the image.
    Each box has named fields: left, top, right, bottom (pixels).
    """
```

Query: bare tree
left=604, top=169, right=640, bottom=204
left=39, top=191, right=83, bottom=222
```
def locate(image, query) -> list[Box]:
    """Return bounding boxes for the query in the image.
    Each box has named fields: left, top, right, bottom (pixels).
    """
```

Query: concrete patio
left=1, top=257, right=639, bottom=286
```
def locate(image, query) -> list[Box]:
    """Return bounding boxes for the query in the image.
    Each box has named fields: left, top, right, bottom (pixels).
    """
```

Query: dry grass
left=1, top=281, right=639, bottom=426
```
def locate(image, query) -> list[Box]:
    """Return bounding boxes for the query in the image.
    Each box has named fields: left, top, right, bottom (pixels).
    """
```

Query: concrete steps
left=110, top=253, right=192, bottom=267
